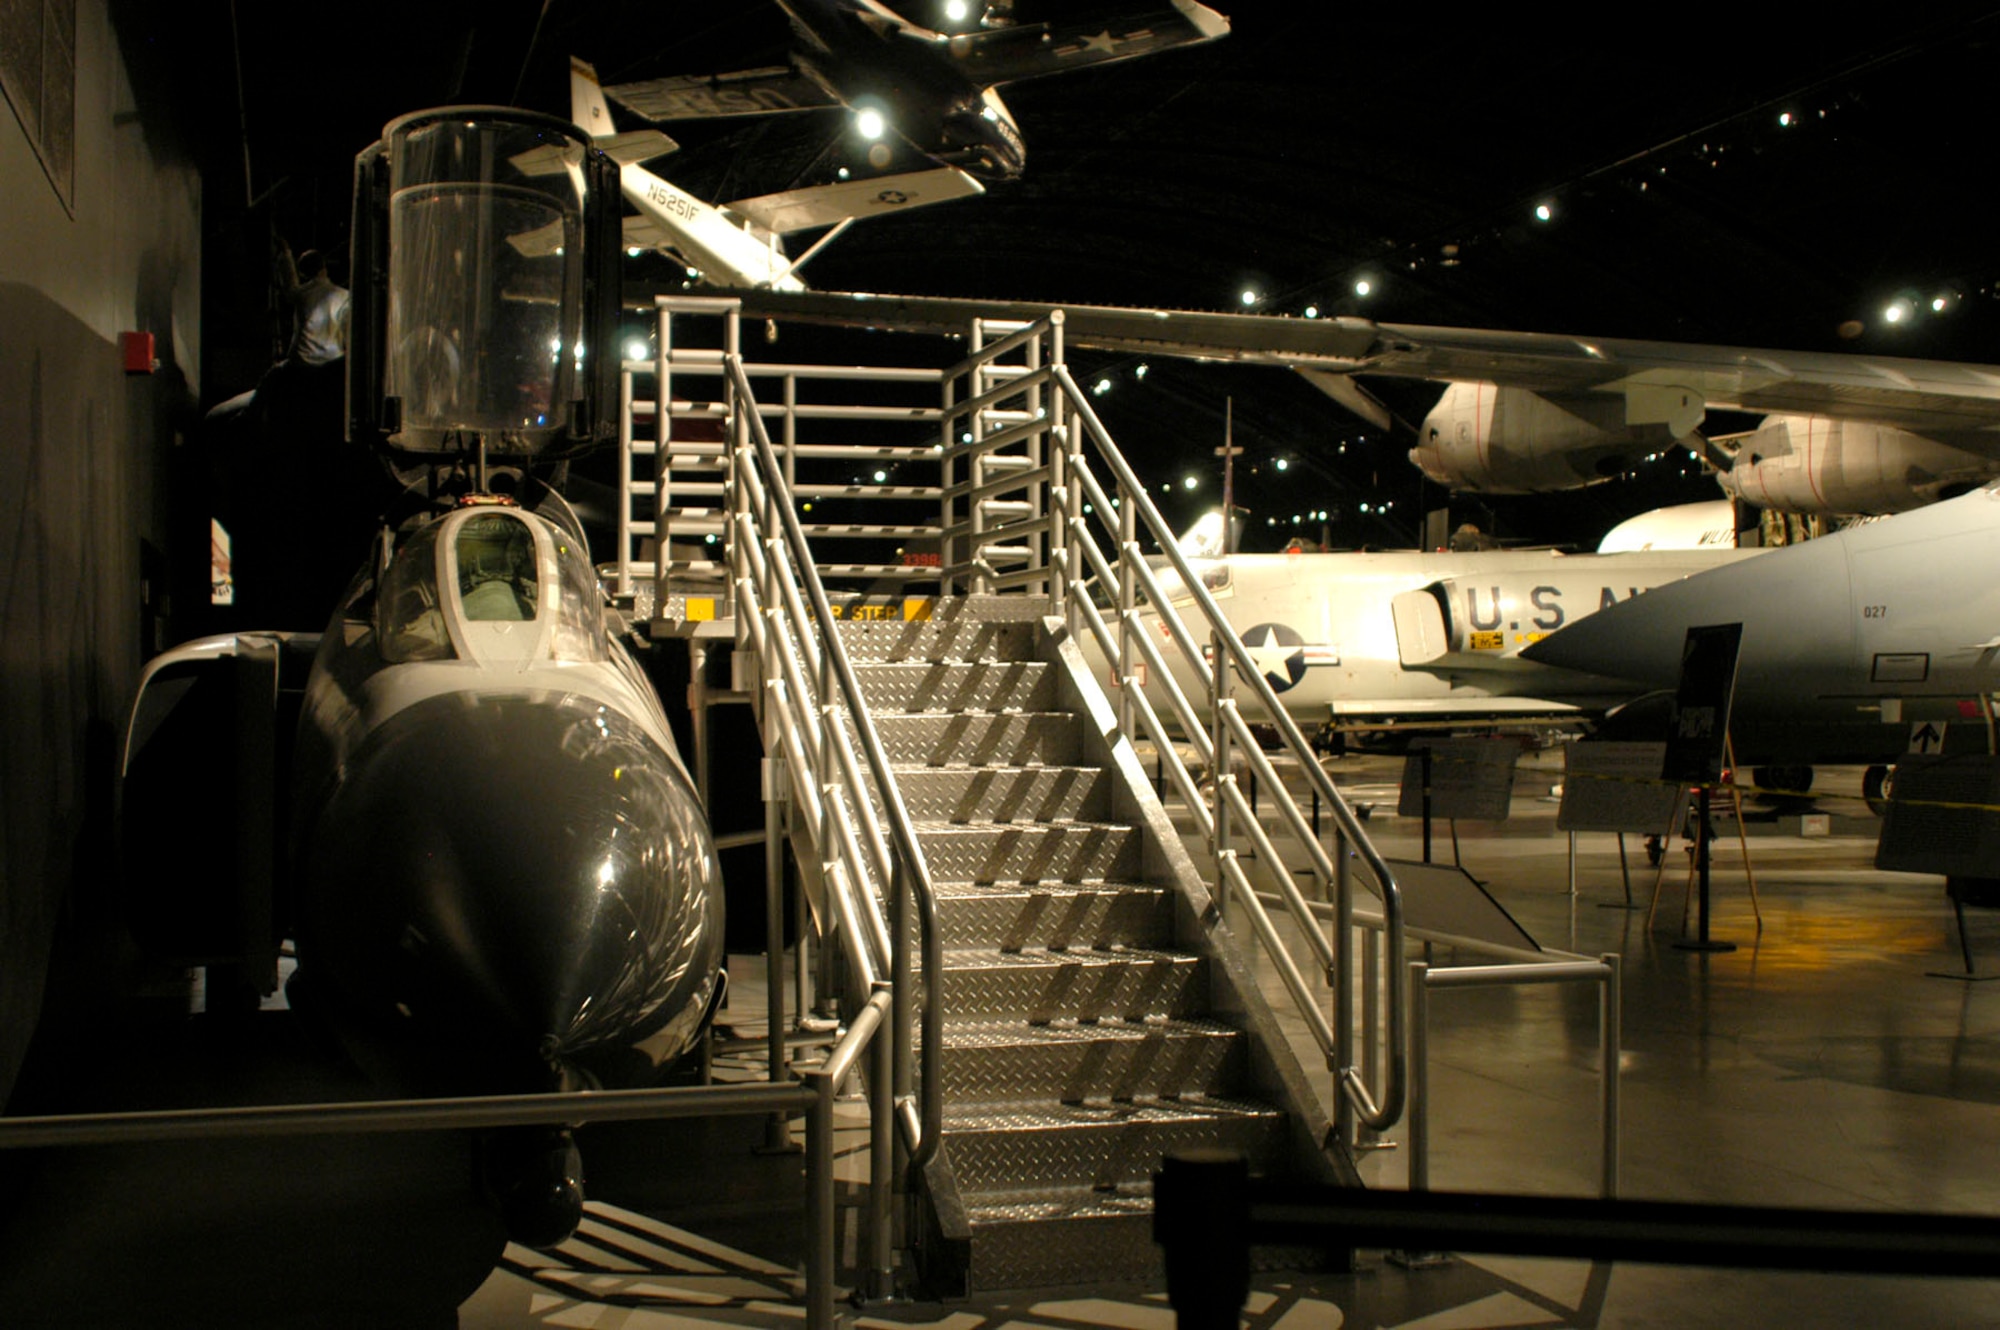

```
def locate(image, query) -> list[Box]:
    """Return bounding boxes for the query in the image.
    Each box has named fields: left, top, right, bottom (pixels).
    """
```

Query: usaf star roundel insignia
left=1242, top=622, right=1308, bottom=692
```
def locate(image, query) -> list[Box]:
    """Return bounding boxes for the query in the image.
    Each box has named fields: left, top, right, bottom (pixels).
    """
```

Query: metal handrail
left=1045, top=357, right=1407, bottom=1131
left=0, top=1017, right=884, bottom=1330
left=721, top=352, right=945, bottom=1176
left=929, top=310, right=1406, bottom=1137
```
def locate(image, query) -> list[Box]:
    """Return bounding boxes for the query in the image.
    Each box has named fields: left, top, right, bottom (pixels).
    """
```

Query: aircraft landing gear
left=480, top=1125, right=585, bottom=1249
left=1863, top=763, right=1894, bottom=817
left=1753, top=765, right=1815, bottom=797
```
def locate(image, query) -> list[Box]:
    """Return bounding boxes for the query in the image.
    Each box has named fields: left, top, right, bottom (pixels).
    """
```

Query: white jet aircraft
left=1084, top=538, right=1758, bottom=743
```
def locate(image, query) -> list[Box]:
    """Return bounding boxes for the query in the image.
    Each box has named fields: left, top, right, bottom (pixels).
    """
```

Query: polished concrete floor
left=7, top=749, right=2000, bottom=1327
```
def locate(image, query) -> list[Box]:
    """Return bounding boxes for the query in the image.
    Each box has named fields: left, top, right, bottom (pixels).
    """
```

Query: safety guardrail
left=0, top=986, right=892, bottom=1330
left=936, top=310, right=1408, bottom=1143
left=720, top=352, right=945, bottom=1220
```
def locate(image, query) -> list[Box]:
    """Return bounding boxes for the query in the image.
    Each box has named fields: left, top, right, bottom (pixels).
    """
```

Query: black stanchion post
left=1421, top=745, right=1434, bottom=865
left=1155, top=1150, right=1250, bottom=1330
left=1676, top=783, right=1735, bottom=953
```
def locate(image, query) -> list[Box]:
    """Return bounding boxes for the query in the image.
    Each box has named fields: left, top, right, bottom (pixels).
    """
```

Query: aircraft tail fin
left=570, top=57, right=623, bottom=141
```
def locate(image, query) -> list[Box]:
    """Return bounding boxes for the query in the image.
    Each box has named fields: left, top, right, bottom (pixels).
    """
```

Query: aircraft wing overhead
left=604, top=66, right=836, bottom=122
left=729, top=166, right=984, bottom=235
left=620, top=213, right=672, bottom=254
left=943, top=2, right=1231, bottom=84
left=731, top=290, right=2000, bottom=439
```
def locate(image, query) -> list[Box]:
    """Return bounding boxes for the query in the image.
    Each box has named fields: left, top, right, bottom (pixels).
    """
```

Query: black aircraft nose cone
left=296, top=691, right=723, bottom=1094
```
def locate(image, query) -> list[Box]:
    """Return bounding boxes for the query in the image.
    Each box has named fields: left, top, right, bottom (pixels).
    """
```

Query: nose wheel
left=480, top=1126, right=585, bottom=1248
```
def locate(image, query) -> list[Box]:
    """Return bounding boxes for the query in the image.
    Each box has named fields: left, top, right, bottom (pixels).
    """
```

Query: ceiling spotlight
left=1274, top=458, right=1290, bottom=472
left=1534, top=202, right=1553, bottom=222
left=944, top=0, right=970, bottom=20
left=1093, top=377, right=1112, bottom=395
left=1883, top=300, right=1910, bottom=325
left=1354, top=279, right=1372, bottom=297
left=625, top=246, right=642, bottom=258
left=1135, top=363, right=1149, bottom=378
left=1778, top=111, right=1793, bottom=127
left=837, top=167, right=851, bottom=180
left=1240, top=289, right=1259, bottom=306
left=1183, top=475, right=1199, bottom=490
left=855, top=107, right=887, bottom=140
left=873, top=469, right=888, bottom=482
left=624, top=339, right=648, bottom=361
left=1932, top=295, right=1950, bottom=313
left=1304, top=305, right=1319, bottom=319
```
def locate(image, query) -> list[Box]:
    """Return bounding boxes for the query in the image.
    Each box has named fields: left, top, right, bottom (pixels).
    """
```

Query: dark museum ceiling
left=143, top=2, right=2000, bottom=549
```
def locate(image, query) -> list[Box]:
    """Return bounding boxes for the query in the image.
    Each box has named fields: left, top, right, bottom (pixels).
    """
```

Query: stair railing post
left=654, top=302, right=672, bottom=594
left=968, top=319, right=988, bottom=595
left=1050, top=318, right=1071, bottom=620
left=616, top=361, right=636, bottom=599
left=1032, top=314, right=1048, bottom=592
left=1409, top=959, right=1430, bottom=1192
left=1334, top=829, right=1355, bottom=1147
left=1212, top=632, right=1232, bottom=914
left=869, top=978, right=896, bottom=1298
left=1116, top=482, right=1137, bottom=743
left=940, top=359, right=958, bottom=596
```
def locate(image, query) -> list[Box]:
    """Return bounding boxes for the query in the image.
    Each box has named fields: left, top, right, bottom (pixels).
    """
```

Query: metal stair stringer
left=835, top=596, right=1356, bottom=1296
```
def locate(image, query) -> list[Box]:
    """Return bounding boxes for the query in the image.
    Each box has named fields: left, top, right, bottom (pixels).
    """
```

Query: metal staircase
left=840, top=595, right=1315, bottom=1289
left=617, top=296, right=1408, bottom=1297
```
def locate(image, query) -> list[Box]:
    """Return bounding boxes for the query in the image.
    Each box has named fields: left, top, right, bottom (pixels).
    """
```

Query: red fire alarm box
left=121, top=331, right=156, bottom=374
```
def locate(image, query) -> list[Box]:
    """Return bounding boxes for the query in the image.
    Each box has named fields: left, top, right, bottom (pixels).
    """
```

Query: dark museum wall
left=0, top=0, right=202, bottom=1107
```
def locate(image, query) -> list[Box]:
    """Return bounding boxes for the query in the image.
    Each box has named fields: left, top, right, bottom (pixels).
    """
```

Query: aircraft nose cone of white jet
left=293, top=691, right=723, bottom=1094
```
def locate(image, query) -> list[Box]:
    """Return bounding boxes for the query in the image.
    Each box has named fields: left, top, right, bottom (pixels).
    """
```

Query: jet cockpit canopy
left=377, top=506, right=607, bottom=668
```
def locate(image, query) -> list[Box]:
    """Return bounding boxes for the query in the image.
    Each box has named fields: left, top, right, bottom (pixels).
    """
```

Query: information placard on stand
left=1875, top=755, right=2000, bottom=877
left=1558, top=741, right=1685, bottom=835
left=1397, top=739, right=1521, bottom=823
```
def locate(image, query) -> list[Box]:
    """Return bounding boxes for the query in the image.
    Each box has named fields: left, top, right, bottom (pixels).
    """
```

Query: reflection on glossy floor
left=457, top=750, right=2000, bottom=1329
left=6, top=752, right=1997, bottom=1328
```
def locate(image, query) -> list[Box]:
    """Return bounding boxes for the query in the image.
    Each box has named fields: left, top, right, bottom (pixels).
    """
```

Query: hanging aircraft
left=1080, top=541, right=1760, bottom=744
left=730, top=289, right=2000, bottom=516
left=595, top=0, right=1231, bottom=181
left=1594, top=499, right=1739, bottom=552
left=1522, top=479, right=2000, bottom=774
left=548, top=57, right=983, bottom=290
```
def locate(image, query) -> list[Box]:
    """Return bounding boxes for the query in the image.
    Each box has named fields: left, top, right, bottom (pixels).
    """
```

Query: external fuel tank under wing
left=287, top=499, right=725, bottom=1100
left=1084, top=544, right=1758, bottom=737
left=1521, top=481, right=2000, bottom=766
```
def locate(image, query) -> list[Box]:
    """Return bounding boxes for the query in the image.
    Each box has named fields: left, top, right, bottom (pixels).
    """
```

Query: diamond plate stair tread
left=872, top=711, right=1079, bottom=766
left=966, top=1188, right=1154, bottom=1224
left=944, top=1099, right=1287, bottom=1192
left=939, top=947, right=1207, bottom=1020
left=833, top=618, right=1038, bottom=663
left=943, top=1094, right=1283, bottom=1135
left=914, top=821, right=1140, bottom=883
left=890, top=764, right=1111, bottom=823
left=938, top=1017, right=1248, bottom=1103
left=932, top=881, right=1175, bottom=950
left=853, top=660, right=1055, bottom=712
left=959, top=1192, right=1163, bottom=1291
